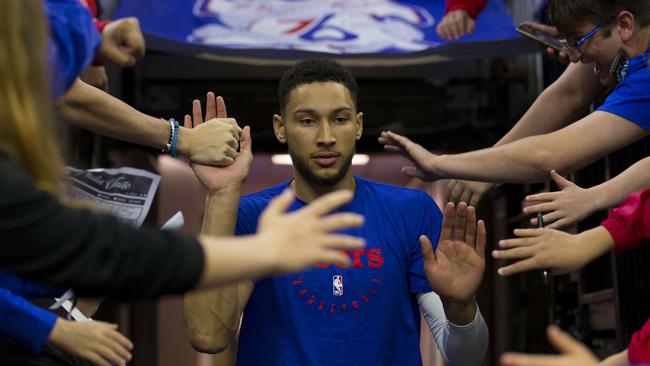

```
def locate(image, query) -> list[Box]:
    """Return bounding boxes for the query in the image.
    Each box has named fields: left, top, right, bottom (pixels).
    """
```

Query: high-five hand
left=524, top=170, right=596, bottom=229
left=258, top=189, right=366, bottom=272
left=184, top=92, right=252, bottom=192
left=447, top=179, right=494, bottom=207
left=501, top=325, right=600, bottom=366
left=378, top=131, right=441, bottom=181
left=493, top=226, right=614, bottom=276
left=183, top=92, right=242, bottom=167
left=421, top=202, right=486, bottom=304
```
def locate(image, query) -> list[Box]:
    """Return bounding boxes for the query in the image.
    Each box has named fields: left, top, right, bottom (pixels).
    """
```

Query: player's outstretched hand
left=184, top=93, right=252, bottom=191
left=421, top=202, right=486, bottom=304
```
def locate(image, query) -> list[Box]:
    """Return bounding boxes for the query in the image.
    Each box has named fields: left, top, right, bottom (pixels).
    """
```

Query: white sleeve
left=417, top=291, right=489, bottom=366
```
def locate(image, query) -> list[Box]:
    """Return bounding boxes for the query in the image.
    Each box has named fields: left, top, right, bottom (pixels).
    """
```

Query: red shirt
left=629, top=319, right=650, bottom=364
left=78, top=0, right=110, bottom=31
left=445, top=0, right=488, bottom=20
left=601, top=189, right=650, bottom=363
left=601, top=189, right=650, bottom=253
left=78, top=0, right=97, bottom=16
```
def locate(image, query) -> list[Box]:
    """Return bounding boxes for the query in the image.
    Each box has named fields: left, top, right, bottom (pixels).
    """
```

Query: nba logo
left=333, top=275, right=343, bottom=296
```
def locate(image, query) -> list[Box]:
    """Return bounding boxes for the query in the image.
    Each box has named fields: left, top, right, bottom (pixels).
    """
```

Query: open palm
left=185, top=92, right=253, bottom=192
left=501, top=325, right=600, bottom=366
left=378, top=131, right=440, bottom=181
left=421, top=202, right=486, bottom=303
left=525, top=170, right=594, bottom=229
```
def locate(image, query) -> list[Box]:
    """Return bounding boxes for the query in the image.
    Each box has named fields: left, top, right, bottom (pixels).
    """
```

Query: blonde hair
left=0, top=0, right=66, bottom=194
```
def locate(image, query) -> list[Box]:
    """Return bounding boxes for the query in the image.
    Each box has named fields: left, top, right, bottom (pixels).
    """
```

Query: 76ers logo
left=332, top=275, right=343, bottom=296
left=190, top=0, right=436, bottom=54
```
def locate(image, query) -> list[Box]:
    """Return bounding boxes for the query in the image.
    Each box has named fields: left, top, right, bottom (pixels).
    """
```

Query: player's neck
left=291, top=171, right=356, bottom=203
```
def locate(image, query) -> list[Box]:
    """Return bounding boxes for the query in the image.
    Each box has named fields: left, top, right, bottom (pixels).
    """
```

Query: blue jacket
left=46, top=0, right=101, bottom=99
left=0, top=271, right=65, bottom=354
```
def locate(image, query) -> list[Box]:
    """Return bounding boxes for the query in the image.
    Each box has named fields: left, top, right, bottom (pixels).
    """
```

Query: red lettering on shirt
left=312, top=247, right=384, bottom=269
left=367, top=248, right=384, bottom=268
left=350, top=249, right=366, bottom=268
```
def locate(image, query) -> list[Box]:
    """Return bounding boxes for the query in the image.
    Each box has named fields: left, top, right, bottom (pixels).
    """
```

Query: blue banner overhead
left=114, top=0, right=534, bottom=65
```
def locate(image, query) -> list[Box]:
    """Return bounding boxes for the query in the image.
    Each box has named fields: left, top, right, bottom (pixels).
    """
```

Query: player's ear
left=273, top=114, right=287, bottom=144
left=355, top=112, right=363, bottom=141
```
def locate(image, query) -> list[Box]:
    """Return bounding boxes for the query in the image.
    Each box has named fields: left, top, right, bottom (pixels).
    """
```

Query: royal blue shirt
left=0, top=289, right=57, bottom=354
left=45, top=0, right=101, bottom=99
left=0, top=271, right=65, bottom=354
left=0, top=271, right=64, bottom=299
left=598, top=50, right=650, bottom=130
left=235, top=177, right=442, bottom=366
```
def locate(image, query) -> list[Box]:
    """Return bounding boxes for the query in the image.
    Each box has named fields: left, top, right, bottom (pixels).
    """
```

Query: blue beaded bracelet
left=169, top=118, right=180, bottom=158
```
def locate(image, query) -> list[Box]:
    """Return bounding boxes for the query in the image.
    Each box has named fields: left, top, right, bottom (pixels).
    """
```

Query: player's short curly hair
left=278, top=59, right=358, bottom=115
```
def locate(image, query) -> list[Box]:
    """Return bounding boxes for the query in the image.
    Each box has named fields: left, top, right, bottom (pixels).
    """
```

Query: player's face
left=274, top=81, right=363, bottom=186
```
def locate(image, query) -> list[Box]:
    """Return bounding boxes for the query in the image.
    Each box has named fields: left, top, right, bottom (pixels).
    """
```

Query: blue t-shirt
left=235, top=177, right=442, bottom=366
left=598, top=50, right=650, bottom=130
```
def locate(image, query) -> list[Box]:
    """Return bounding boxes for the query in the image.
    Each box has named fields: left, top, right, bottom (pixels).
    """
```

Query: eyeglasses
left=560, top=23, right=604, bottom=58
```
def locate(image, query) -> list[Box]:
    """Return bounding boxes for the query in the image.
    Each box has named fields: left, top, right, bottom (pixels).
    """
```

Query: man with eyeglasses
left=380, top=0, right=650, bottom=204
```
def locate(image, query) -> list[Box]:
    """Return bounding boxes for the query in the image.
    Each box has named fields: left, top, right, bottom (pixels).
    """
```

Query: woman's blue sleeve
left=0, top=288, right=57, bottom=354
